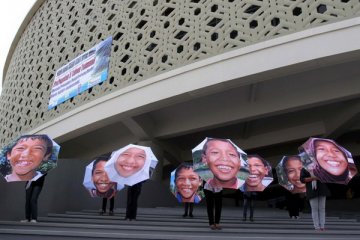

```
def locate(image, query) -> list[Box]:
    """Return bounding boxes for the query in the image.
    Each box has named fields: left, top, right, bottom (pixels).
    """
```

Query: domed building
left=1, top=0, right=360, bottom=219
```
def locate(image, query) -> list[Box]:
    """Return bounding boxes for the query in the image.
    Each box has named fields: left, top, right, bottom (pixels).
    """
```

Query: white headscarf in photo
left=104, top=144, right=158, bottom=186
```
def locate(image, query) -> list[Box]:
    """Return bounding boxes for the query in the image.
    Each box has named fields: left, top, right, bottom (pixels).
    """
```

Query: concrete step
left=0, top=207, right=359, bottom=240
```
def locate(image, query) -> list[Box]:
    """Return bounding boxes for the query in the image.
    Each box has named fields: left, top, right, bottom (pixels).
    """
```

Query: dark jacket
left=300, top=168, right=330, bottom=200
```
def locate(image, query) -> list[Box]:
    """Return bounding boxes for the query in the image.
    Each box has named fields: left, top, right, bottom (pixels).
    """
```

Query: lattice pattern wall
left=1, top=0, right=359, bottom=146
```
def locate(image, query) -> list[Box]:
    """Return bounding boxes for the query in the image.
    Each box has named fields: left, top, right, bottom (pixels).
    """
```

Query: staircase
left=0, top=207, right=360, bottom=240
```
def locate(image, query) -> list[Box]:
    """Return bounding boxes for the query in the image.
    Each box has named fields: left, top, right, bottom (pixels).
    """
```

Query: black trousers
left=204, top=189, right=222, bottom=225
left=126, top=182, right=143, bottom=219
left=102, top=197, right=115, bottom=212
left=287, top=193, right=301, bottom=217
left=184, top=202, right=194, bottom=215
left=25, top=184, right=43, bottom=220
left=243, top=197, right=254, bottom=218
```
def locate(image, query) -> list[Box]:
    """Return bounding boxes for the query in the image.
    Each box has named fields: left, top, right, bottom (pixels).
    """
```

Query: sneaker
left=20, top=219, right=29, bottom=223
left=215, top=224, right=222, bottom=230
left=30, top=220, right=37, bottom=223
left=210, top=224, right=216, bottom=230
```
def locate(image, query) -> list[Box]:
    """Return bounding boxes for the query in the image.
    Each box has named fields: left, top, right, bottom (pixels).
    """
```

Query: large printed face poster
left=83, top=157, right=123, bottom=198
left=192, top=137, right=247, bottom=190
left=48, top=36, right=112, bottom=109
left=0, top=135, right=60, bottom=182
left=276, top=155, right=306, bottom=193
left=104, top=144, right=158, bottom=186
left=243, top=155, right=273, bottom=192
left=299, top=137, right=357, bottom=184
left=170, top=163, right=203, bottom=203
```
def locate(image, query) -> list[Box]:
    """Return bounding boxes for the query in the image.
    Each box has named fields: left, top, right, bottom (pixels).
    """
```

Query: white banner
left=48, top=36, right=112, bottom=109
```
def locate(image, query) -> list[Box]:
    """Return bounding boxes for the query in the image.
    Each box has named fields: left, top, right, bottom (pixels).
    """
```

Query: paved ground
left=0, top=206, right=359, bottom=240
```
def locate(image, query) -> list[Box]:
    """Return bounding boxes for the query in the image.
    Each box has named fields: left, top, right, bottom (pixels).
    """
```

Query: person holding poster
left=104, top=144, right=158, bottom=220
left=83, top=156, right=122, bottom=215
left=281, top=155, right=306, bottom=219
left=241, top=185, right=257, bottom=222
left=174, top=162, right=202, bottom=217
left=201, top=138, right=239, bottom=230
left=201, top=138, right=243, bottom=189
left=101, top=196, right=115, bottom=216
left=2, top=135, right=53, bottom=182
left=204, top=185, right=223, bottom=230
left=124, top=180, right=144, bottom=221
left=300, top=167, right=330, bottom=231
left=21, top=173, right=47, bottom=223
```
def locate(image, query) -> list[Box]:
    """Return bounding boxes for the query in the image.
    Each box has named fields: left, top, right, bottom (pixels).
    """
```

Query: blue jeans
left=309, top=196, right=326, bottom=229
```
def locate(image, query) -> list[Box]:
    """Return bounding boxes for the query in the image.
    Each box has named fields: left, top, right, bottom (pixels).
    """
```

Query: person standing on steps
left=21, top=173, right=47, bottom=223
left=300, top=167, right=330, bottom=231
left=124, top=180, right=144, bottom=221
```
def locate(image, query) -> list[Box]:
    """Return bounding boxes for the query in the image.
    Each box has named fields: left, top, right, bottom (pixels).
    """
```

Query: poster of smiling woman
left=104, top=144, right=158, bottom=186
left=299, top=137, right=358, bottom=184
left=276, top=155, right=306, bottom=193
left=0, top=134, right=60, bottom=182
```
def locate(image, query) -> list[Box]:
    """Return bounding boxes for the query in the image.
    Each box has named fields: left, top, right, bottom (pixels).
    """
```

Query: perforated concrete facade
left=1, top=0, right=360, bottom=146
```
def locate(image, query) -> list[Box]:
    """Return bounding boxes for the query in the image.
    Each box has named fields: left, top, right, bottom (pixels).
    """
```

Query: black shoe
left=250, top=217, right=254, bottom=222
left=182, top=214, right=188, bottom=218
left=189, top=214, right=194, bottom=218
left=109, top=211, right=114, bottom=216
left=99, top=210, right=105, bottom=215
left=242, top=217, right=246, bottom=221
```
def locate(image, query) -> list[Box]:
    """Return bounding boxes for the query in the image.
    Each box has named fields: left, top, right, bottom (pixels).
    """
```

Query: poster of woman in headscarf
left=276, top=155, right=306, bottom=193
left=299, top=137, right=357, bottom=184
left=104, top=144, right=158, bottom=186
